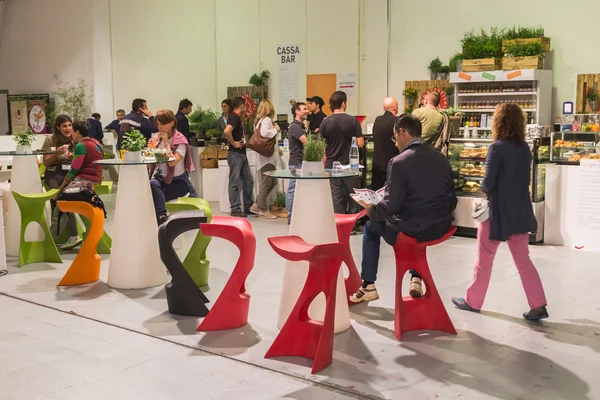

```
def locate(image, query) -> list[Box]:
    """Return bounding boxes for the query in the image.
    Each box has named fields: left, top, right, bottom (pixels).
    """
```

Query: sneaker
left=452, top=297, right=480, bottom=312
left=349, top=283, right=379, bottom=304
left=231, top=211, right=247, bottom=218
left=158, top=214, right=168, bottom=226
left=409, top=277, right=423, bottom=298
left=258, top=210, right=277, bottom=219
left=61, top=236, right=83, bottom=250
left=523, top=306, right=549, bottom=321
left=249, top=203, right=260, bottom=215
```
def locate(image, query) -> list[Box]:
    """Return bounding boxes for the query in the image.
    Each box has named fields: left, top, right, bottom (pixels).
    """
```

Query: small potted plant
left=402, top=87, right=419, bottom=109
left=13, top=127, right=36, bottom=154
left=439, top=65, right=450, bottom=80
left=301, top=135, right=326, bottom=175
left=269, top=191, right=288, bottom=218
left=586, top=88, right=599, bottom=113
left=428, top=57, right=443, bottom=80
left=121, top=128, right=146, bottom=162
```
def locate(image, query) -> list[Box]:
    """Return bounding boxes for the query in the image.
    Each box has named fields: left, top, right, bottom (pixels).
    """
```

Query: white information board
left=276, top=45, right=300, bottom=112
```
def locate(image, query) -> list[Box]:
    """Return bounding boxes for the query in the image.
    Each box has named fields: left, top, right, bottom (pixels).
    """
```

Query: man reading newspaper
left=349, top=114, right=457, bottom=303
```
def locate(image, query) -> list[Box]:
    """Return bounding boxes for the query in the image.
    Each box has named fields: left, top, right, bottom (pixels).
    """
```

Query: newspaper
left=351, top=187, right=385, bottom=206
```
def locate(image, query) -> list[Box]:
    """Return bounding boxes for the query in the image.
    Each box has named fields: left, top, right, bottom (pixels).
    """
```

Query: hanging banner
left=277, top=44, right=301, bottom=112
left=28, top=99, right=47, bottom=134
left=9, top=100, right=28, bottom=134
left=7, top=94, right=50, bottom=134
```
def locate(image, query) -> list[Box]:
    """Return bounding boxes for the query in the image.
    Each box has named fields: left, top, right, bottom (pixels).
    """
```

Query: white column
left=92, top=0, right=114, bottom=120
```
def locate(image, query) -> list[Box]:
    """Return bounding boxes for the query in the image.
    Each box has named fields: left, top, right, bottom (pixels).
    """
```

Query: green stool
left=166, top=197, right=212, bottom=287
left=94, top=181, right=113, bottom=195
left=13, top=189, right=63, bottom=267
left=81, top=215, right=112, bottom=254
left=56, top=217, right=85, bottom=245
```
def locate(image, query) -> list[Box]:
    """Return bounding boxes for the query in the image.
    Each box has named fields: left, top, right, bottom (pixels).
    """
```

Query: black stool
left=158, top=210, right=210, bottom=317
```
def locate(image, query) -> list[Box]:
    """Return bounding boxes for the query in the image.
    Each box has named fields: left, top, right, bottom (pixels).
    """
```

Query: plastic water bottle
left=350, top=137, right=359, bottom=172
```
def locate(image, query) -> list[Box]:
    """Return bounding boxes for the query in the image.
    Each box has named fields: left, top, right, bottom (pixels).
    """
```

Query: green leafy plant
left=121, top=128, right=146, bottom=152
left=188, top=107, right=220, bottom=133
left=444, top=86, right=454, bottom=97
left=428, top=57, right=443, bottom=74
left=461, top=28, right=504, bottom=60
left=586, top=88, right=600, bottom=102
left=449, top=52, right=464, bottom=72
left=13, top=127, right=36, bottom=146
left=53, top=74, right=93, bottom=121
left=440, top=65, right=450, bottom=75
left=249, top=70, right=270, bottom=86
left=402, top=88, right=418, bottom=100
left=303, top=135, right=326, bottom=162
left=440, top=108, right=462, bottom=117
left=504, top=42, right=543, bottom=57
left=206, top=128, right=221, bottom=138
left=273, top=191, right=286, bottom=208
left=504, top=26, right=544, bottom=40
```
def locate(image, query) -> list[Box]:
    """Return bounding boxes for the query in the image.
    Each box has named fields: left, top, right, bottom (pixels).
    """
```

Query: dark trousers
left=227, top=152, right=254, bottom=212
left=361, top=220, right=420, bottom=283
left=256, top=164, right=277, bottom=211
left=150, top=177, right=190, bottom=219
left=330, top=176, right=362, bottom=215
left=46, top=170, right=77, bottom=239
left=371, top=169, right=387, bottom=191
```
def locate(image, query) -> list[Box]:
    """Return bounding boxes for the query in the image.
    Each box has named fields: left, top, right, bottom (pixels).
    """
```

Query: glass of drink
left=332, top=162, right=343, bottom=176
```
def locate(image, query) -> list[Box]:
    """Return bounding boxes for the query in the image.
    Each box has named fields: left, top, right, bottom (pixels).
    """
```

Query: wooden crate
left=226, top=85, right=268, bottom=101
left=576, top=74, right=600, bottom=113
left=503, top=37, right=551, bottom=53
left=502, top=55, right=544, bottom=71
left=462, top=58, right=502, bottom=72
left=403, top=79, right=451, bottom=111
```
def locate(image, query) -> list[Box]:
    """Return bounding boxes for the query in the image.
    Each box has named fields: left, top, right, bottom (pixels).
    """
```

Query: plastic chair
left=12, top=189, right=62, bottom=267
left=81, top=216, right=112, bottom=254
left=197, top=216, right=255, bottom=331
left=158, top=210, right=210, bottom=317
left=265, top=235, right=344, bottom=374
left=392, top=227, right=457, bottom=340
left=94, top=181, right=113, bottom=195
left=56, top=201, right=104, bottom=286
left=166, top=197, right=212, bottom=287
left=334, top=210, right=366, bottom=303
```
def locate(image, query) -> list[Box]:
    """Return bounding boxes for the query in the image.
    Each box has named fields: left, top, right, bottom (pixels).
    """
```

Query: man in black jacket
left=118, top=98, right=158, bottom=149
left=349, top=114, right=457, bottom=304
left=176, top=98, right=193, bottom=140
left=371, top=97, right=399, bottom=190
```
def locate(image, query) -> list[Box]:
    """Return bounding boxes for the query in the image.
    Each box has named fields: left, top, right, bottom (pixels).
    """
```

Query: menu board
left=573, top=159, right=600, bottom=251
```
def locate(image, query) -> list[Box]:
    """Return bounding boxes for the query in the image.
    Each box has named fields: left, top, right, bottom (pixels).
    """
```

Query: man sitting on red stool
left=349, top=114, right=457, bottom=303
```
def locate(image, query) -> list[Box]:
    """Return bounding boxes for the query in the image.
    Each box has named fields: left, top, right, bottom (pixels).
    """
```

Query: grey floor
left=1, top=193, right=599, bottom=400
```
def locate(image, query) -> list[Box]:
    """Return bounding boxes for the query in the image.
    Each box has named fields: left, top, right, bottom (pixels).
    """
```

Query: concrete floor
left=1, top=193, right=599, bottom=399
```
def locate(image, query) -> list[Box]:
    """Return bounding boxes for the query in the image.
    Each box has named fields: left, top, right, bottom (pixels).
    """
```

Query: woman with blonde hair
left=249, top=99, right=281, bottom=219
left=452, top=103, right=548, bottom=320
left=147, top=109, right=197, bottom=224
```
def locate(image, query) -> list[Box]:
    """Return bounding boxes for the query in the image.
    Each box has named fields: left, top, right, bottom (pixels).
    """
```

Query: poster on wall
left=307, top=74, right=337, bottom=116
left=276, top=44, right=301, bottom=112
left=337, top=72, right=358, bottom=97
left=7, top=94, right=50, bottom=134
left=573, top=159, right=600, bottom=252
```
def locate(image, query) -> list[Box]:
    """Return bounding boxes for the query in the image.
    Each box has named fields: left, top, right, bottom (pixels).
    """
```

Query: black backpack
left=56, top=185, right=107, bottom=236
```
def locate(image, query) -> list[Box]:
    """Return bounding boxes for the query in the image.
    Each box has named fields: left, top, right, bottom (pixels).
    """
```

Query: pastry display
left=569, top=153, right=600, bottom=162
left=462, top=181, right=482, bottom=193
left=459, top=164, right=485, bottom=177
left=554, top=140, right=585, bottom=148
left=459, top=147, right=488, bottom=159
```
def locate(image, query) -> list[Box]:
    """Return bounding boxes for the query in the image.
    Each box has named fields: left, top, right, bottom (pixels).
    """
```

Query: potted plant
left=188, top=107, right=219, bottom=138
left=53, top=74, right=93, bottom=121
left=449, top=52, right=464, bottom=73
left=249, top=70, right=270, bottom=86
left=439, top=65, right=450, bottom=80
left=13, top=127, right=36, bottom=154
left=503, top=26, right=549, bottom=53
left=461, top=28, right=503, bottom=71
left=121, top=128, right=146, bottom=162
left=269, top=191, right=288, bottom=218
left=301, top=135, right=326, bottom=175
left=402, top=87, right=419, bottom=109
left=586, top=88, right=600, bottom=113
left=502, top=41, right=544, bottom=70
left=428, top=57, right=443, bottom=80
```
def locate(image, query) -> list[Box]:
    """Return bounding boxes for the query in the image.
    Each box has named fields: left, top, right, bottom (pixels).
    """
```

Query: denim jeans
left=150, top=173, right=197, bottom=219
left=228, top=151, right=254, bottom=212
left=285, top=165, right=300, bottom=222
left=361, top=220, right=420, bottom=283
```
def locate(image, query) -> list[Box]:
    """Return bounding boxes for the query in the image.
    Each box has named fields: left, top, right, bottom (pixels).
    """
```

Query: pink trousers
left=465, top=220, right=547, bottom=310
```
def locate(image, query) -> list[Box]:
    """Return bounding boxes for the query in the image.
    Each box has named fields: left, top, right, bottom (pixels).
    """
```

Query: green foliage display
left=504, top=26, right=544, bottom=40
left=53, top=75, right=93, bottom=121
left=303, top=135, right=326, bottom=162
left=428, top=57, right=443, bottom=74
left=504, top=42, right=543, bottom=57
left=273, top=191, right=286, bottom=208
left=449, top=53, right=464, bottom=72
left=587, top=88, right=600, bottom=102
left=205, top=128, right=221, bottom=138
left=121, top=128, right=146, bottom=152
left=187, top=107, right=219, bottom=133
left=13, top=127, right=36, bottom=146
left=249, top=70, right=271, bottom=86
left=461, top=28, right=503, bottom=59
left=402, top=88, right=418, bottom=100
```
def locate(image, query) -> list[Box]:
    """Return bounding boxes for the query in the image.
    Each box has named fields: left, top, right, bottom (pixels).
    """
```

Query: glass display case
left=550, top=130, right=600, bottom=165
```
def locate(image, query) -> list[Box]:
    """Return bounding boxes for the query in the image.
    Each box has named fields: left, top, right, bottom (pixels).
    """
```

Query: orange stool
left=392, top=227, right=457, bottom=340
left=334, top=210, right=366, bottom=303
left=57, top=201, right=104, bottom=286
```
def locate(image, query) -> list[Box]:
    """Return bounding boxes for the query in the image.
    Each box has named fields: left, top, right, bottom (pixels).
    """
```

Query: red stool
left=266, top=236, right=344, bottom=374
left=392, top=227, right=457, bottom=341
left=334, top=210, right=366, bottom=304
left=196, top=216, right=256, bottom=331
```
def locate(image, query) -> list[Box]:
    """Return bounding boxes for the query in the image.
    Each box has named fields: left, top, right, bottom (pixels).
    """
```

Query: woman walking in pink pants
left=452, top=103, right=548, bottom=320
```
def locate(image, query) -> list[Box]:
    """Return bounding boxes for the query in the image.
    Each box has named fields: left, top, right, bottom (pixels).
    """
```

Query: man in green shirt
left=412, top=91, right=444, bottom=143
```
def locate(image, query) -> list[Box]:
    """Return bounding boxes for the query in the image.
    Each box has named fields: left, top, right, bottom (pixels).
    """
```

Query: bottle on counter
left=350, top=137, right=360, bottom=171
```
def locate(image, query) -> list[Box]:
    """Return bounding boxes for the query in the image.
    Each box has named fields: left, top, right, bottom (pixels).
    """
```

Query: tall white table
left=96, top=159, right=167, bottom=289
left=265, top=168, right=360, bottom=334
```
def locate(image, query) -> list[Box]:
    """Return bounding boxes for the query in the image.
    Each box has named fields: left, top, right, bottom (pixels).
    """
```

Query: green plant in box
left=402, top=88, right=418, bottom=100
left=461, top=27, right=503, bottom=60
left=303, top=135, right=326, bottom=162
left=504, top=42, right=543, bottom=57
left=449, top=52, right=464, bottom=72
left=13, top=127, right=36, bottom=146
left=121, top=128, right=146, bottom=152
left=206, top=128, right=221, bottom=139
left=504, top=26, right=544, bottom=40
left=188, top=107, right=219, bottom=134
left=249, top=70, right=270, bottom=86
left=273, top=191, right=286, bottom=208
left=428, top=57, right=443, bottom=75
